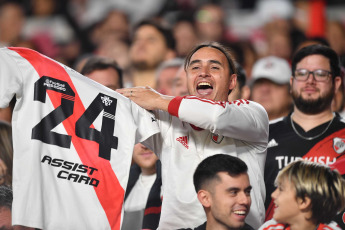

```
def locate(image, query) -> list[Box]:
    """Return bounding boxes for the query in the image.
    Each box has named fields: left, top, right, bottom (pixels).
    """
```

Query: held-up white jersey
left=0, top=47, right=160, bottom=230
left=143, top=96, right=269, bottom=230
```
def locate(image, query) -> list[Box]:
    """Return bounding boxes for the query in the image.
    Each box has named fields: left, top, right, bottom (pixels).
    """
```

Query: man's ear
left=229, top=73, right=237, bottom=91
left=334, top=76, right=342, bottom=94
left=197, top=190, right=211, bottom=208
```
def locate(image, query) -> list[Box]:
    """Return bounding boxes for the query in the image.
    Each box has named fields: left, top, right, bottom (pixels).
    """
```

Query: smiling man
left=117, top=42, right=268, bottom=229
left=180, top=154, right=254, bottom=230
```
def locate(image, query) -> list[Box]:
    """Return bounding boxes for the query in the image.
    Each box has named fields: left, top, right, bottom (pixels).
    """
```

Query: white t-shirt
left=144, top=96, right=269, bottom=230
left=121, top=173, right=157, bottom=230
left=0, top=47, right=159, bottom=230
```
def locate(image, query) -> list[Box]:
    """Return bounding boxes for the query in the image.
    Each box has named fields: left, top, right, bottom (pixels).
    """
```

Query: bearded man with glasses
left=264, top=44, right=345, bottom=229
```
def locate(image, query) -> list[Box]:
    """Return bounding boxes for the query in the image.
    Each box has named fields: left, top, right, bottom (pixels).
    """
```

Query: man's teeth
left=234, top=210, right=246, bottom=215
left=198, top=82, right=211, bottom=87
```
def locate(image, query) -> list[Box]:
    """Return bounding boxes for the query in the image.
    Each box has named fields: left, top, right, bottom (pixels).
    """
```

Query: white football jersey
left=144, top=96, right=269, bottom=230
left=0, top=47, right=159, bottom=230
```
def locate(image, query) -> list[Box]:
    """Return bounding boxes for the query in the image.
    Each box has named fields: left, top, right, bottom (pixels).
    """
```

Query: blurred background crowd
left=0, top=0, right=344, bottom=83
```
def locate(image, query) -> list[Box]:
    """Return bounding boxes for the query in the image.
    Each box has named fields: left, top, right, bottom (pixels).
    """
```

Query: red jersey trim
left=168, top=96, right=183, bottom=117
left=144, top=206, right=161, bottom=215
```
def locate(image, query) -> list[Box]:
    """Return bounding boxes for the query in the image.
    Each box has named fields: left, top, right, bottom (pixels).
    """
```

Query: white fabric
left=259, top=219, right=342, bottom=230
left=0, top=47, right=159, bottom=230
left=143, top=97, right=269, bottom=229
left=124, top=173, right=156, bottom=211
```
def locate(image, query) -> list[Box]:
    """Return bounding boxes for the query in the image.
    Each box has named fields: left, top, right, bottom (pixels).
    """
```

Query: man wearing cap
left=250, top=56, right=293, bottom=120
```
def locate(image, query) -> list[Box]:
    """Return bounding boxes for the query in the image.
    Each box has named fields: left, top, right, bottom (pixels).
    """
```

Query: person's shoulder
left=177, top=222, right=206, bottom=230
left=258, top=219, right=286, bottom=230
left=242, top=223, right=255, bottom=230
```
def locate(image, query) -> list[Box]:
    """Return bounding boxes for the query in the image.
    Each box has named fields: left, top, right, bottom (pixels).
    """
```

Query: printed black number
left=32, top=76, right=75, bottom=148
left=75, top=93, right=118, bottom=160
left=32, top=77, right=118, bottom=161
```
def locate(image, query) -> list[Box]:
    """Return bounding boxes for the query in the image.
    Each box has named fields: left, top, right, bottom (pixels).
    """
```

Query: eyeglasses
left=293, top=69, right=332, bottom=82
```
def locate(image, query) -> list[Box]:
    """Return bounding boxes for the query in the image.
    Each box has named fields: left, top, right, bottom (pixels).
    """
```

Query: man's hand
left=117, top=86, right=174, bottom=111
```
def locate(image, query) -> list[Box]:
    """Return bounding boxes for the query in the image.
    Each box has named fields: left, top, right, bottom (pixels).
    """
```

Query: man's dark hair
left=193, top=154, right=248, bottom=192
left=80, top=56, right=123, bottom=88
left=133, top=20, right=176, bottom=51
left=291, top=44, right=341, bottom=80
left=235, top=62, right=247, bottom=89
left=0, top=185, right=12, bottom=209
left=184, top=42, right=236, bottom=76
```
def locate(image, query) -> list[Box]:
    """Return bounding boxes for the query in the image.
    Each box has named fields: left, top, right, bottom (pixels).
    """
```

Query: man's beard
left=132, top=60, right=159, bottom=71
left=292, top=86, right=334, bottom=114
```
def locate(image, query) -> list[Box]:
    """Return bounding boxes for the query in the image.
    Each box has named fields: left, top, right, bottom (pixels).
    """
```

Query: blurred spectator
left=250, top=56, right=293, bottom=120
left=171, top=65, right=188, bottom=97
left=173, top=14, right=198, bottom=57
left=295, top=36, right=330, bottom=52
left=156, top=58, right=184, bottom=95
left=228, top=41, right=259, bottom=80
left=122, top=143, right=161, bottom=230
left=228, top=63, right=251, bottom=102
left=80, top=56, right=123, bottom=91
left=89, top=9, right=130, bottom=47
left=0, top=185, right=13, bottom=229
left=109, top=0, right=167, bottom=25
left=0, top=98, right=15, bottom=124
left=21, top=0, right=76, bottom=59
left=67, top=0, right=111, bottom=30
left=129, top=20, right=176, bottom=88
left=95, top=38, right=132, bottom=87
left=0, top=1, right=25, bottom=47
left=332, top=68, right=345, bottom=116
left=0, top=121, right=12, bottom=186
left=326, top=20, right=345, bottom=67
left=266, top=32, right=292, bottom=61
left=194, top=3, right=227, bottom=43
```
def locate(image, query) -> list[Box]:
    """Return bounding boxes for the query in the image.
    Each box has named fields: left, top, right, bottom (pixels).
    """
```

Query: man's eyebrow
left=209, top=60, right=222, bottom=66
left=226, top=185, right=252, bottom=192
left=189, top=60, right=201, bottom=66
left=188, top=59, right=223, bottom=66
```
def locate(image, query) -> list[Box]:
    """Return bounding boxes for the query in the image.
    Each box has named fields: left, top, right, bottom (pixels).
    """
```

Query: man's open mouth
left=197, top=82, right=213, bottom=95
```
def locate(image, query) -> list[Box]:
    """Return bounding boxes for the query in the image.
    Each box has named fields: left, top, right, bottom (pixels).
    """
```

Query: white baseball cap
left=251, top=56, right=291, bottom=85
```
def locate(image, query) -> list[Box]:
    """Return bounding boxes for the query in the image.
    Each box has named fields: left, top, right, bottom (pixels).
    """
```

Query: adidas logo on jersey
left=268, top=139, right=278, bottom=148
left=176, top=136, right=189, bottom=149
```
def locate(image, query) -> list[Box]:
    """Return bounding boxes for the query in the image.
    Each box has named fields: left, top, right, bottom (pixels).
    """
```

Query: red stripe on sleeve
left=144, top=206, right=161, bottom=215
left=10, top=47, right=122, bottom=230
left=168, top=96, right=183, bottom=117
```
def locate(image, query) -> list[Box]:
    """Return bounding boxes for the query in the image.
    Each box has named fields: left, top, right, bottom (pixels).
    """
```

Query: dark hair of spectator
left=193, top=154, right=248, bottom=192
left=80, top=56, right=123, bottom=88
left=0, top=121, right=12, bottom=186
left=0, top=185, right=12, bottom=209
left=133, top=20, right=176, bottom=51
left=292, top=44, right=341, bottom=79
left=235, top=62, right=247, bottom=89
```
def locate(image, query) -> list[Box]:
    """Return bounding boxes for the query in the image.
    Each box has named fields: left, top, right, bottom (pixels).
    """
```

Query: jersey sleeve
left=168, top=96, right=269, bottom=145
left=131, top=100, right=160, bottom=144
left=0, top=48, right=22, bottom=108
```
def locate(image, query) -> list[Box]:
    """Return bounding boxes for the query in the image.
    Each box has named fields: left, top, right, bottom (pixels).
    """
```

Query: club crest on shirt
left=211, top=133, right=224, bottom=144
left=333, top=137, right=345, bottom=154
